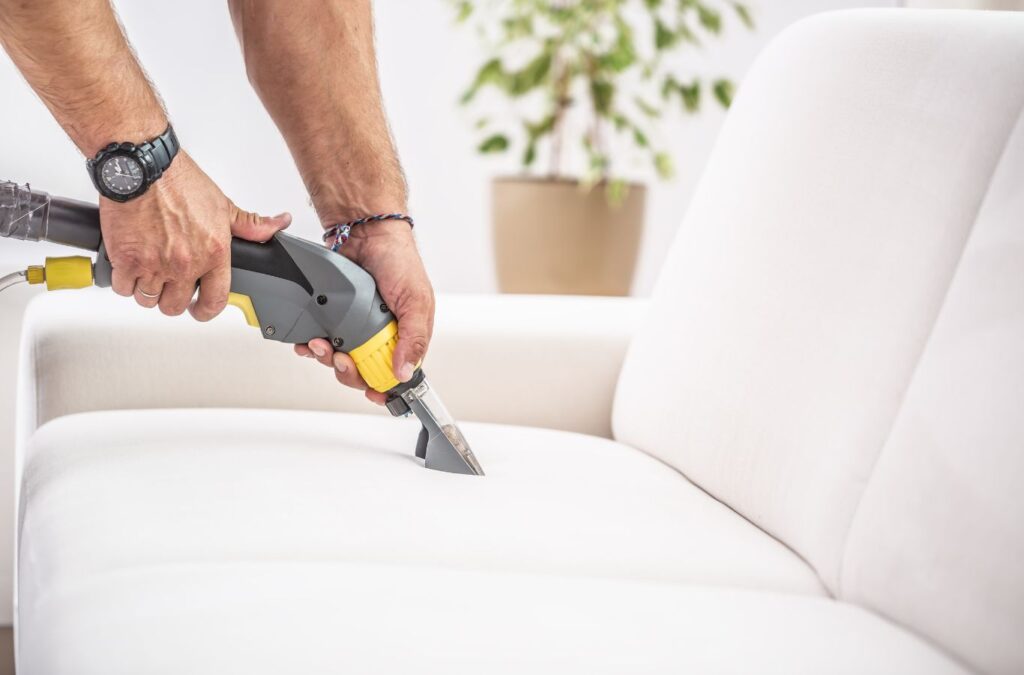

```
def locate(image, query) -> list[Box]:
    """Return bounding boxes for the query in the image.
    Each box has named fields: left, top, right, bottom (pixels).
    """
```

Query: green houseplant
left=451, top=0, right=753, bottom=295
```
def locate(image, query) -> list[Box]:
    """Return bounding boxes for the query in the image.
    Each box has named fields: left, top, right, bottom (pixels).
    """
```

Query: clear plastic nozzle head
left=0, top=181, right=50, bottom=242
left=401, top=375, right=484, bottom=476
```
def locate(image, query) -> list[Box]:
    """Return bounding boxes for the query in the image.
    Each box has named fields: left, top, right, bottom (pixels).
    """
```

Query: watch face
left=100, top=155, right=145, bottom=196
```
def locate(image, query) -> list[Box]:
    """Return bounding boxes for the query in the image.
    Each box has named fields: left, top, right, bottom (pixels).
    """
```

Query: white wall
left=0, top=0, right=906, bottom=625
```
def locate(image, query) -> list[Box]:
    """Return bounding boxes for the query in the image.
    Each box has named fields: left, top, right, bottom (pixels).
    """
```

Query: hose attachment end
left=42, top=256, right=94, bottom=291
left=26, top=266, right=45, bottom=285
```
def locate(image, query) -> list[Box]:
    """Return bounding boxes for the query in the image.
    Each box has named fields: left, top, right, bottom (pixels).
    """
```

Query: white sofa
left=12, top=9, right=1024, bottom=674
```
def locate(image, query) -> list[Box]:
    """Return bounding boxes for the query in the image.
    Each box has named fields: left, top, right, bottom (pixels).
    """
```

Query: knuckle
left=335, top=369, right=365, bottom=390
left=191, top=307, right=214, bottom=322
left=111, top=279, right=134, bottom=297
left=168, top=247, right=193, bottom=275
left=111, top=250, right=144, bottom=274
left=159, top=300, right=187, bottom=317
left=202, top=297, right=229, bottom=319
left=208, top=235, right=229, bottom=259
left=404, top=335, right=429, bottom=357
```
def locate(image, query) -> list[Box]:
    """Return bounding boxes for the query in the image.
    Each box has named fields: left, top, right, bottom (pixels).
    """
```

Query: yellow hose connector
left=349, top=319, right=401, bottom=393
left=25, top=266, right=45, bottom=285
left=41, top=256, right=94, bottom=291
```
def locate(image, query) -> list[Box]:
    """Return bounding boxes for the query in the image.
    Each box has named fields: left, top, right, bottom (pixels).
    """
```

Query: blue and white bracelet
left=323, top=213, right=415, bottom=252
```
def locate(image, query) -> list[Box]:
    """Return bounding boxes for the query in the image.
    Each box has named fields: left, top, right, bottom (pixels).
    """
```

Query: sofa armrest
left=18, top=290, right=645, bottom=440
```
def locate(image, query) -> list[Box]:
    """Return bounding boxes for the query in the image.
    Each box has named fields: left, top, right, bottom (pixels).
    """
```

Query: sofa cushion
left=18, top=562, right=964, bottom=675
left=18, top=409, right=823, bottom=623
left=612, top=9, right=1024, bottom=592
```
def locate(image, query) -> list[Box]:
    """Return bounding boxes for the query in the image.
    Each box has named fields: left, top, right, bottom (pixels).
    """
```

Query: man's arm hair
left=0, top=0, right=167, bottom=155
left=227, top=0, right=408, bottom=225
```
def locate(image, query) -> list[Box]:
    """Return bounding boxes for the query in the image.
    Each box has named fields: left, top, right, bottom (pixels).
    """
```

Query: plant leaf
left=508, top=50, right=552, bottom=96
left=591, top=79, right=614, bottom=116
left=634, top=96, right=661, bottom=118
left=660, top=74, right=679, bottom=101
left=713, top=79, right=734, bottom=108
left=676, top=21, right=698, bottom=45
left=606, top=179, right=629, bottom=206
left=696, top=5, right=722, bottom=34
left=654, top=18, right=676, bottom=50
left=731, top=2, right=755, bottom=29
left=460, top=58, right=505, bottom=104
left=454, top=1, right=473, bottom=23
left=522, top=142, right=537, bottom=167
left=478, top=134, right=510, bottom=153
left=679, top=80, right=701, bottom=112
left=525, top=114, right=556, bottom=142
left=654, top=152, right=675, bottom=179
left=601, top=21, right=637, bottom=72
left=502, top=15, right=534, bottom=40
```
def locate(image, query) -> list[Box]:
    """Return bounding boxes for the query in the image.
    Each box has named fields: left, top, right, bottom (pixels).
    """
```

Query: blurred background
left=1, top=0, right=978, bottom=299
left=1, top=1, right=1021, bottom=298
left=2, top=0, right=1021, bottom=299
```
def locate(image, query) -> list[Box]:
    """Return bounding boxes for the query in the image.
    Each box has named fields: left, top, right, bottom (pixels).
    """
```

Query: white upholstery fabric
left=0, top=283, right=33, bottom=624
left=613, top=9, right=1024, bottom=591
left=18, top=291, right=642, bottom=438
left=839, top=113, right=1024, bottom=675
left=19, top=411, right=974, bottom=675
left=19, top=565, right=963, bottom=675
left=18, top=410, right=822, bottom=606
left=0, top=241, right=67, bottom=623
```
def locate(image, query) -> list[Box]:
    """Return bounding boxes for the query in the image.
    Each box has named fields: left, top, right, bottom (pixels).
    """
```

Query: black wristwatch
left=86, top=124, right=179, bottom=203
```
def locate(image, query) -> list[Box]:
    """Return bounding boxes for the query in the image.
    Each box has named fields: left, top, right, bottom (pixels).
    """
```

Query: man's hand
left=1, top=0, right=293, bottom=322
left=231, top=0, right=434, bottom=404
left=295, top=220, right=434, bottom=406
left=101, top=152, right=291, bottom=320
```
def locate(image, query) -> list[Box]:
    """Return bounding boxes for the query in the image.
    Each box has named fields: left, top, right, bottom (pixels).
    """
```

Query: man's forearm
left=0, top=0, right=167, bottom=155
left=228, top=0, right=407, bottom=226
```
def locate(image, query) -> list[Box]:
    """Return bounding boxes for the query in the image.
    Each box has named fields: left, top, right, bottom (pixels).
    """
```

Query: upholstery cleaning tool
left=0, top=181, right=483, bottom=476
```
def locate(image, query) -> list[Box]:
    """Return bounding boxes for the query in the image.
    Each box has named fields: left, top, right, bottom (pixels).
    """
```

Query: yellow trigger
left=227, top=292, right=260, bottom=328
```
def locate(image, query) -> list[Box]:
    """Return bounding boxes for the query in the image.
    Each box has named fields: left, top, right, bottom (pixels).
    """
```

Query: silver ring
left=137, top=288, right=161, bottom=299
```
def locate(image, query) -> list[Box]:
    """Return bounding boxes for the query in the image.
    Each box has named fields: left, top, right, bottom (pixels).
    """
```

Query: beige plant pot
left=492, top=178, right=645, bottom=296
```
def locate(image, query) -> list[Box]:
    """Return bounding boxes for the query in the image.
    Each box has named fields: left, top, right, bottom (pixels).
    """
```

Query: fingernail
left=335, top=360, right=348, bottom=374
left=398, top=362, right=415, bottom=382
left=311, top=344, right=326, bottom=357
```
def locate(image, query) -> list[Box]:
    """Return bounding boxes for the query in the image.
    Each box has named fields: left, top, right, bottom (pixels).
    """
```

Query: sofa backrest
left=613, top=9, right=1024, bottom=671
left=839, top=110, right=1024, bottom=675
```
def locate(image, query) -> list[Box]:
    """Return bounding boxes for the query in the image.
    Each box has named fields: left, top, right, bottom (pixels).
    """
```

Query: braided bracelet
left=323, top=213, right=415, bottom=252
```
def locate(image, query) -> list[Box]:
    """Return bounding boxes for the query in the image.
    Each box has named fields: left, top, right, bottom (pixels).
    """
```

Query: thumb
left=229, top=206, right=292, bottom=242
left=391, top=295, right=432, bottom=383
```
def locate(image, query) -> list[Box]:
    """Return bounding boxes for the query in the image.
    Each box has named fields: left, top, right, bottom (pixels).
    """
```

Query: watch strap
left=137, top=125, right=179, bottom=181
